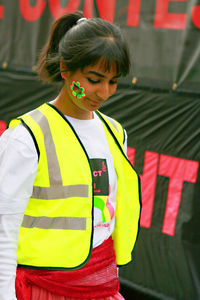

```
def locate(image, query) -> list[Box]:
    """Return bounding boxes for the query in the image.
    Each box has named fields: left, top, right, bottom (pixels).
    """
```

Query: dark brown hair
left=38, top=11, right=131, bottom=83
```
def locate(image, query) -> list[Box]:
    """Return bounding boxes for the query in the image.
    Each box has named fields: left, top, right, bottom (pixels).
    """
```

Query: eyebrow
left=87, top=71, right=121, bottom=79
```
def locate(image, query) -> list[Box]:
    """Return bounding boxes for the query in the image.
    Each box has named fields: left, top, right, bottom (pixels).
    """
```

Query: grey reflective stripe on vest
left=28, top=109, right=89, bottom=200
left=104, top=115, right=119, bottom=133
left=29, top=109, right=62, bottom=186
left=32, top=184, right=88, bottom=200
left=22, top=215, right=86, bottom=230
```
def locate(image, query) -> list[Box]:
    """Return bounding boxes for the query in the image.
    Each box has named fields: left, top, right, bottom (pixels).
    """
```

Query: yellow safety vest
left=10, top=103, right=141, bottom=270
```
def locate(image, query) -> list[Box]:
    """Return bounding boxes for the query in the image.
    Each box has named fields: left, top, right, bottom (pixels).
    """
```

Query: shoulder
left=99, top=112, right=123, bottom=129
left=10, top=103, right=47, bottom=126
left=1, top=123, right=36, bottom=152
left=0, top=124, right=38, bottom=168
left=96, top=111, right=125, bottom=144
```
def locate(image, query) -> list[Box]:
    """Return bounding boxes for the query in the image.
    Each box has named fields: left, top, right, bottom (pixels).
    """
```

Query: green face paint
left=70, top=81, right=86, bottom=99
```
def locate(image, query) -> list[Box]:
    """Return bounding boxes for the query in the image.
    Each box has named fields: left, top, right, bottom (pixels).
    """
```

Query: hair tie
left=77, top=17, right=87, bottom=25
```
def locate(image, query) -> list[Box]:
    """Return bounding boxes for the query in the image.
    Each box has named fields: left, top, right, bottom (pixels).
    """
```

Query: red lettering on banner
left=127, top=147, right=199, bottom=236
left=97, top=0, right=116, bottom=23
left=191, top=5, right=200, bottom=28
left=158, top=155, right=199, bottom=236
left=127, top=147, right=136, bottom=166
left=1, top=0, right=200, bottom=30
left=49, top=0, right=80, bottom=20
left=127, top=0, right=141, bottom=27
left=19, top=0, right=46, bottom=22
left=154, top=0, right=187, bottom=29
left=0, top=5, right=4, bottom=19
left=83, top=0, right=93, bottom=18
left=0, top=121, right=7, bottom=136
left=140, top=151, right=159, bottom=228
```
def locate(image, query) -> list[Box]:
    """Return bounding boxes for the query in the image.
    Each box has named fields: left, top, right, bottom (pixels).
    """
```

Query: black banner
left=101, top=86, right=200, bottom=299
left=0, top=1, right=200, bottom=299
left=1, top=0, right=200, bottom=91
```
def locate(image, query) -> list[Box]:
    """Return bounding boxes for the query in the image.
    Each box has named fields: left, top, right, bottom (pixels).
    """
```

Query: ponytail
left=37, top=11, right=83, bottom=83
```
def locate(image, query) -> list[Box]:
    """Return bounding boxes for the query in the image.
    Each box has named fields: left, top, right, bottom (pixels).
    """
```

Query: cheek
left=69, top=81, right=86, bottom=100
left=110, top=84, right=117, bottom=95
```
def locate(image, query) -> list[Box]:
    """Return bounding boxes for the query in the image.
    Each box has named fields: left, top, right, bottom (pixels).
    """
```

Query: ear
left=60, top=59, right=68, bottom=79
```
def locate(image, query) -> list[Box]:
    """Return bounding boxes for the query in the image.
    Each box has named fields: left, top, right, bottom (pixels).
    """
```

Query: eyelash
left=87, top=78, right=117, bottom=85
left=87, top=78, right=100, bottom=84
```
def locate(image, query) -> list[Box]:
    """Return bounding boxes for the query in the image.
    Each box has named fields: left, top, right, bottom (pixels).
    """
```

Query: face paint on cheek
left=70, top=81, right=86, bottom=100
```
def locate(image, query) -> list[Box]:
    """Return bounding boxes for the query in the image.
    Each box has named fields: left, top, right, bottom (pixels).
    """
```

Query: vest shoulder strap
left=96, top=111, right=125, bottom=146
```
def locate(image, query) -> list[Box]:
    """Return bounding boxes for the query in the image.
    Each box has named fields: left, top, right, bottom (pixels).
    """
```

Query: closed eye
left=87, top=78, right=118, bottom=85
left=109, top=80, right=118, bottom=85
left=87, top=78, right=100, bottom=84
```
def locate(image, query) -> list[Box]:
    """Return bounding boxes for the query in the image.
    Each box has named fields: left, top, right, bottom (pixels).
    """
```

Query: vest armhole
left=96, top=112, right=141, bottom=173
left=123, top=129, right=126, bottom=145
left=18, top=118, right=40, bottom=161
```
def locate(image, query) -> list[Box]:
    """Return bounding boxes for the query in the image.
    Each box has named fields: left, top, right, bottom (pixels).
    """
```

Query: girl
left=0, top=11, right=141, bottom=300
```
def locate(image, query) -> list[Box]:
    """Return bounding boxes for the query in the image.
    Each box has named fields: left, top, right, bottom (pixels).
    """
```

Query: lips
left=87, top=98, right=103, bottom=106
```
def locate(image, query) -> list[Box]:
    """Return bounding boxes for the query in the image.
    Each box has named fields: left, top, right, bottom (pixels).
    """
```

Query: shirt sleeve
left=0, top=124, right=38, bottom=299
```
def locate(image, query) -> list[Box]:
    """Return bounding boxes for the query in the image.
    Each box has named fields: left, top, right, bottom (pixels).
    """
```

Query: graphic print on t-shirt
left=90, top=158, right=114, bottom=224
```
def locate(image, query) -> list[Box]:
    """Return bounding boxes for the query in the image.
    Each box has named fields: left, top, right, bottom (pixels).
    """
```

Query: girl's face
left=61, top=59, right=120, bottom=119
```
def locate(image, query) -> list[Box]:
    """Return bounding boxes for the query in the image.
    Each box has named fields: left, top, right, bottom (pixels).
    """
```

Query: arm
left=0, top=125, right=38, bottom=300
left=0, top=214, right=24, bottom=300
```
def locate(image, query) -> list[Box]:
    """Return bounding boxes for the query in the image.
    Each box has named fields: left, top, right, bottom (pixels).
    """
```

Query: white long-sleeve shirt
left=0, top=124, right=38, bottom=300
left=0, top=112, right=127, bottom=299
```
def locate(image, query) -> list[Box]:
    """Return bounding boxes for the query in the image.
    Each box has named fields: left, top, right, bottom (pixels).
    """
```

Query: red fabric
left=31, top=286, right=124, bottom=300
left=16, top=237, right=120, bottom=300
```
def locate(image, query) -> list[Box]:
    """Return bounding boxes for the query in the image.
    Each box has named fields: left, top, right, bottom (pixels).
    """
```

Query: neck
left=51, top=88, right=93, bottom=120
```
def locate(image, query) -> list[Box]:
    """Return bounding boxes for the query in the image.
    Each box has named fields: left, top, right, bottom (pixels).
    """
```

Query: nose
left=96, top=82, right=112, bottom=101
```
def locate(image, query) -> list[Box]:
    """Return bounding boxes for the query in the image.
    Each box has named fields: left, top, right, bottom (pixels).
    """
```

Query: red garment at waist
left=16, top=237, right=120, bottom=300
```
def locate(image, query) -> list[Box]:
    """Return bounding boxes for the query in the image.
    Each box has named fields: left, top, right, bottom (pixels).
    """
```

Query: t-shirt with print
left=66, top=112, right=117, bottom=248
